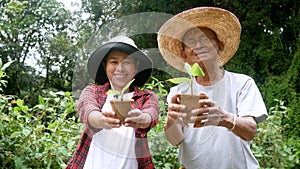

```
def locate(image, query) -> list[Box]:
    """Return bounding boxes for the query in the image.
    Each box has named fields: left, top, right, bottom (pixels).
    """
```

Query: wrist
left=229, top=114, right=237, bottom=131
left=219, top=112, right=235, bottom=130
left=140, top=113, right=152, bottom=129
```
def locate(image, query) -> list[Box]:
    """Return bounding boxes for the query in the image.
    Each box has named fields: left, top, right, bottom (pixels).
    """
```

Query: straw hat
left=87, top=35, right=153, bottom=87
left=157, top=7, right=241, bottom=72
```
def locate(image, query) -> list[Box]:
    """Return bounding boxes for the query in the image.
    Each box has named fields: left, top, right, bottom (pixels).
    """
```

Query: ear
left=181, top=50, right=188, bottom=61
left=217, top=41, right=224, bottom=53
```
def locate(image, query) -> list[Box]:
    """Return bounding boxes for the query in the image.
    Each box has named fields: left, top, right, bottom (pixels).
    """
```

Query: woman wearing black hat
left=66, top=35, right=159, bottom=169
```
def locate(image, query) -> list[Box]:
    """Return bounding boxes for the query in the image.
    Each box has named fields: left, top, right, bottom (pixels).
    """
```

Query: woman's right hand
left=88, top=111, right=121, bottom=129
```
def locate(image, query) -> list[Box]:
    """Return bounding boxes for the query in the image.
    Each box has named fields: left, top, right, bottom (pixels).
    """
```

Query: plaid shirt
left=66, top=82, right=159, bottom=169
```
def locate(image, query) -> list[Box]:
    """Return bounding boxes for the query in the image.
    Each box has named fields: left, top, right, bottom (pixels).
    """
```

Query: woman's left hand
left=124, top=109, right=152, bottom=129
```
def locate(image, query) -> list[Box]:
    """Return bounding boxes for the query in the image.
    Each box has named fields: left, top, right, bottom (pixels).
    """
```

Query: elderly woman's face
left=105, top=51, right=137, bottom=91
left=181, top=27, right=221, bottom=66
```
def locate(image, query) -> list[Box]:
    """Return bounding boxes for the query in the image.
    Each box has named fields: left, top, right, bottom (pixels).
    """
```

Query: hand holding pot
left=124, top=109, right=152, bottom=129
left=88, top=110, right=121, bottom=129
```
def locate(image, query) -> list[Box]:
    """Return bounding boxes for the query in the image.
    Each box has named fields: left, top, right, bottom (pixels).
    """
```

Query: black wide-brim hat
left=87, top=41, right=153, bottom=87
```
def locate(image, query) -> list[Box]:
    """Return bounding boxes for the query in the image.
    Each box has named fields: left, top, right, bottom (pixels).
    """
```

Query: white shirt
left=167, top=71, right=268, bottom=169
left=84, top=92, right=138, bottom=169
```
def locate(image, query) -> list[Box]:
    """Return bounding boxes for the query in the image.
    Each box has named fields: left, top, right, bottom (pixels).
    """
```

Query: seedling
left=106, top=79, right=135, bottom=101
left=168, top=63, right=205, bottom=94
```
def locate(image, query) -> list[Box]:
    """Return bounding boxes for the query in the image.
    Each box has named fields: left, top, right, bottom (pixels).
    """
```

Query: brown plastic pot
left=110, top=99, right=133, bottom=124
left=178, top=94, right=200, bottom=123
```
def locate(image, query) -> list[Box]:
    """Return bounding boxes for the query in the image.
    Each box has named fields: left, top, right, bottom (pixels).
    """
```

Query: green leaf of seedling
left=106, top=90, right=120, bottom=95
left=184, top=63, right=192, bottom=75
left=121, top=79, right=135, bottom=94
left=168, top=77, right=190, bottom=84
left=191, top=63, right=205, bottom=77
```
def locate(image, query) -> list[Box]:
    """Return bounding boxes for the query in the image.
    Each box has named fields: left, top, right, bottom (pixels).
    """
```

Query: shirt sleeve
left=135, top=90, right=159, bottom=134
left=237, top=78, right=268, bottom=123
left=78, top=84, right=102, bottom=134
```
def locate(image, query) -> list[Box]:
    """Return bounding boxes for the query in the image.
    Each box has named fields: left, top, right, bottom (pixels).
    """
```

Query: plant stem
left=190, top=76, right=194, bottom=95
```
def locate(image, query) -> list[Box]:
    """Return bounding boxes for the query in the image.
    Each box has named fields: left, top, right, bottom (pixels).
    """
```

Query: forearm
left=220, top=113, right=257, bottom=141
left=165, top=120, right=184, bottom=146
left=140, top=93, right=160, bottom=129
left=88, top=110, right=103, bottom=128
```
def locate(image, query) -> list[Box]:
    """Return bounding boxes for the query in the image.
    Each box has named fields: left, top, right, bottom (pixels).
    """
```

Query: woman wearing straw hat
left=66, top=35, right=159, bottom=169
left=158, top=7, right=268, bottom=168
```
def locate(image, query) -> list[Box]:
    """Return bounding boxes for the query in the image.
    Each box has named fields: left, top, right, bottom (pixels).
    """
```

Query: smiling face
left=104, top=51, right=138, bottom=91
left=181, top=27, right=223, bottom=66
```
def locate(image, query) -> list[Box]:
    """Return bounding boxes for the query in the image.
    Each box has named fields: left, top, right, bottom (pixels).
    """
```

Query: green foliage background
left=1, top=63, right=299, bottom=168
left=0, top=0, right=299, bottom=168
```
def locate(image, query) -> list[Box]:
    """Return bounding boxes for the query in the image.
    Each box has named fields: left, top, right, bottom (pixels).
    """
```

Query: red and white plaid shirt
left=66, top=82, right=159, bottom=169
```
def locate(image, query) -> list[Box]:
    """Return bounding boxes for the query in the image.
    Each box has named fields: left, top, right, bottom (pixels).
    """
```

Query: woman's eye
left=109, top=61, right=118, bottom=64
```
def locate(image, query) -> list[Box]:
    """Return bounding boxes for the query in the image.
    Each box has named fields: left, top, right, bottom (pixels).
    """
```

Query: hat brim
left=157, top=7, right=241, bottom=72
left=87, top=42, right=153, bottom=87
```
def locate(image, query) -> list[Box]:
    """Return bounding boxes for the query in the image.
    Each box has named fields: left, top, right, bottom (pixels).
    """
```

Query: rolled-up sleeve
left=78, top=84, right=103, bottom=135
left=143, top=92, right=159, bottom=129
left=133, top=90, right=159, bottom=133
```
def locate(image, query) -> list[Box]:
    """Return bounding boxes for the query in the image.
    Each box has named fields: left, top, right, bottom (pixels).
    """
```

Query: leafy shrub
left=252, top=99, right=299, bottom=168
left=0, top=92, right=83, bottom=169
left=144, top=77, right=180, bottom=169
left=1, top=60, right=299, bottom=169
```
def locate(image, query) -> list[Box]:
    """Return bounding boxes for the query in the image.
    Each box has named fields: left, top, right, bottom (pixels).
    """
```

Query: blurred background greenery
left=0, top=0, right=299, bottom=168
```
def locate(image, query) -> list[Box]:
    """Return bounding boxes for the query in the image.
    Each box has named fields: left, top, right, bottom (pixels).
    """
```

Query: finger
left=127, top=109, right=142, bottom=117
left=124, top=116, right=139, bottom=123
left=101, top=111, right=115, bottom=117
left=169, top=109, right=187, bottom=120
left=168, top=103, right=186, bottom=113
left=198, top=99, right=215, bottom=108
left=107, top=123, right=121, bottom=128
left=171, top=94, right=181, bottom=104
left=190, top=108, right=209, bottom=116
left=193, top=120, right=205, bottom=128
left=191, top=113, right=208, bottom=123
left=198, top=91, right=209, bottom=99
left=100, top=114, right=120, bottom=124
